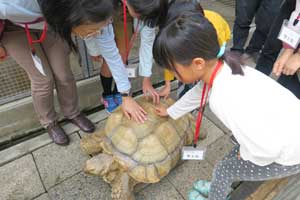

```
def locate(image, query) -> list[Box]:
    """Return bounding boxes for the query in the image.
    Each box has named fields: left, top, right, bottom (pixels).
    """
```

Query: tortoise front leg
left=111, top=173, right=137, bottom=200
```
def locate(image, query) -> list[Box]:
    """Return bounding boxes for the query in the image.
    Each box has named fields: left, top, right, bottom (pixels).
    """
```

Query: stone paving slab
left=0, top=123, right=79, bottom=167
left=32, top=134, right=89, bottom=190
left=197, top=116, right=226, bottom=147
left=167, top=135, right=234, bottom=200
left=0, top=133, right=52, bottom=167
left=204, top=107, right=231, bottom=135
left=0, top=154, right=45, bottom=200
left=48, top=172, right=111, bottom=200
left=167, top=160, right=214, bottom=200
left=33, top=193, right=51, bottom=200
left=205, top=134, right=235, bottom=166
left=136, top=178, right=184, bottom=200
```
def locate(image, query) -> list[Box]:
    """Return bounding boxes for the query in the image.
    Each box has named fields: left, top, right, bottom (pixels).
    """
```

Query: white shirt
left=168, top=62, right=300, bottom=166
left=0, top=0, right=44, bottom=29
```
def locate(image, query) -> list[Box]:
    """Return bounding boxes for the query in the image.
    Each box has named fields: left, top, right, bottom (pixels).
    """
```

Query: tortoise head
left=84, top=154, right=115, bottom=176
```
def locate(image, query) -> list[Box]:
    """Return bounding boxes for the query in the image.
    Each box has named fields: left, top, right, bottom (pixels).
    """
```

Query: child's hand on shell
left=155, top=104, right=169, bottom=117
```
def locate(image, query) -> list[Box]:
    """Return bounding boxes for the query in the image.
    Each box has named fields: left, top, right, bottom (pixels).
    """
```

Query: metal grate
left=0, top=57, right=31, bottom=105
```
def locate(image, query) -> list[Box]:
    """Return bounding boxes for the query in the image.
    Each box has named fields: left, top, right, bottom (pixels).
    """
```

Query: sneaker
left=193, top=180, right=211, bottom=197
left=193, top=180, right=232, bottom=200
left=102, top=95, right=119, bottom=113
left=188, top=189, right=207, bottom=200
left=114, top=93, right=123, bottom=106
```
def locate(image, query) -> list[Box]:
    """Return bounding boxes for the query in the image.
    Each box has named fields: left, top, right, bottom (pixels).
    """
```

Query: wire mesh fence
left=0, top=57, right=31, bottom=105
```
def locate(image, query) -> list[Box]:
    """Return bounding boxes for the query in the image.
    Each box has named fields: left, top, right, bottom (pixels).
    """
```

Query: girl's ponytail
left=220, top=51, right=244, bottom=76
left=217, top=43, right=244, bottom=76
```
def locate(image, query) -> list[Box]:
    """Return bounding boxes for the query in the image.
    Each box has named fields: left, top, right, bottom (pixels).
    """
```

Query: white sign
left=126, top=63, right=138, bottom=78
left=181, top=146, right=206, bottom=160
left=278, top=19, right=300, bottom=49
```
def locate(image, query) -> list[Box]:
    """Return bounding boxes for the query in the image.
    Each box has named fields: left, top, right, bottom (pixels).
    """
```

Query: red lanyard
left=193, top=60, right=223, bottom=147
left=123, top=0, right=139, bottom=64
left=22, top=18, right=47, bottom=54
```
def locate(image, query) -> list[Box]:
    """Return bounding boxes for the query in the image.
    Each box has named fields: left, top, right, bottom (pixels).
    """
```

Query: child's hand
left=155, top=104, right=169, bottom=117
left=282, top=53, right=300, bottom=76
left=143, top=77, right=160, bottom=104
left=158, top=81, right=171, bottom=100
left=273, top=49, right=294, bottom=76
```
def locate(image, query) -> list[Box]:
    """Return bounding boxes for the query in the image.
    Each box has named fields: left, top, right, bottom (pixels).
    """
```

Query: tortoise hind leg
left=111, top=173, right=137, bottom=200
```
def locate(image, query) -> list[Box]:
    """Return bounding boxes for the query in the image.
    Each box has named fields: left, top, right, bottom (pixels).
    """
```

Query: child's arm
left=139, top=23, right=159, bottom=103
left=156, top=83, right=203, bottom=120
left=139, top=24, right=156, bottom=78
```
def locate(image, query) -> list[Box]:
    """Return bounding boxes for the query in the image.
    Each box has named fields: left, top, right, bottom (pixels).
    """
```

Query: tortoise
left=80, top=97, right=207, bottom=200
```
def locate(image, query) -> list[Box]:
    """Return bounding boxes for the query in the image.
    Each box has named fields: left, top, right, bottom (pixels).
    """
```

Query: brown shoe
left=47, top=122, right=70, bottom=146
left=70, top=113, right=95, bottom=133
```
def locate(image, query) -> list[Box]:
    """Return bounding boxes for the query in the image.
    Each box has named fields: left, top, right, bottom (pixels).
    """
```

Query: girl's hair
left=153, top=9, right=244, bottom=76
left=127, top=0, right=169, bottom=28
left=38, top=0, right=114, bottom=51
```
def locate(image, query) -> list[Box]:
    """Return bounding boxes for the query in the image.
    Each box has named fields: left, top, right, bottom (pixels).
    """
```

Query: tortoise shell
left=100, top=98, right=195, bottom=183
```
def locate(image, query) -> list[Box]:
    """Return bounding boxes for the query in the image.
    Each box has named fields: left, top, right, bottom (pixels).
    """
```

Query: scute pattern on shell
left=101, top=98, right=195, bottom=183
